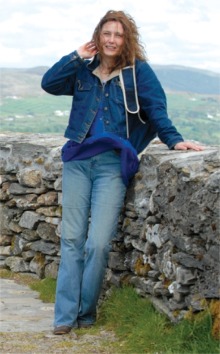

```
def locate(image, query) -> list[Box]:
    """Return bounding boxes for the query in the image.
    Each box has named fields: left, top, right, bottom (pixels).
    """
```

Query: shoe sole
left=53, top=326, right=72, bottom=335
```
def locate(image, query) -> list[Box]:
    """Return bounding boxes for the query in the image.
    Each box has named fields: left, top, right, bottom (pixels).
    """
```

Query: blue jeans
left=54, top=151, right=127, bottom=327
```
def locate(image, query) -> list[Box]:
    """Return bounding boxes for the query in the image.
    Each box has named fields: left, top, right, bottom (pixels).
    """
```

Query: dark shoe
left=53, top=325, right=72, bottom=335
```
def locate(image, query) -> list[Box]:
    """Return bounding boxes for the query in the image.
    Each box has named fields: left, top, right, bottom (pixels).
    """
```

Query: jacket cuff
left=73, top=50, right=84, bottom=61
left=169, top=139, right=184, bottom=150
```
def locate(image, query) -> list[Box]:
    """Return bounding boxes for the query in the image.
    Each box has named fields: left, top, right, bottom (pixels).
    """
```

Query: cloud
left=1, top=0, right=220, bottom=72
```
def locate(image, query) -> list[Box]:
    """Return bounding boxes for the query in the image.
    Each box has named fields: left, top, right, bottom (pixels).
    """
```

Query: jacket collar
left=87, top=54, right=100, bottom=71
left=93, top=66, right=120, bottom=81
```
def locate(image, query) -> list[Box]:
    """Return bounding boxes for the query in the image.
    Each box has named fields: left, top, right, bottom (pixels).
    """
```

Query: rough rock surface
left=0, top=133, right=219, bottom=321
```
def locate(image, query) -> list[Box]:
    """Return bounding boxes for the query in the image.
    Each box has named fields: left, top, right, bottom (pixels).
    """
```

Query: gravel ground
left=0, top=277, right=119, bottom=354
left=0, top=329, right=118, bottom=354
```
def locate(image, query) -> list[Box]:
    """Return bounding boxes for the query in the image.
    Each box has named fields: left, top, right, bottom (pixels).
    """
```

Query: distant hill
left=1, top=67, right=46, bottom=97
left=1, top=65, right=219, bottom=97
left=151, top=65, right=220, bottom=95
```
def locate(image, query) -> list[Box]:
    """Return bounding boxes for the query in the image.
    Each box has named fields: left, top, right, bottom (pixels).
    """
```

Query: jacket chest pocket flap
left=77, top=80, right=93, bottom=91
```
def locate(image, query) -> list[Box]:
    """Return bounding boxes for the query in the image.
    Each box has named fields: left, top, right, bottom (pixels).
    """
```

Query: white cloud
left=0, top=44, right=23, bottom=64
left=1, top=0, right=220, bottom=72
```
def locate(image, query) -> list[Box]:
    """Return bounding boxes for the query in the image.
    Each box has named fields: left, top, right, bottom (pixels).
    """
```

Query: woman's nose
left=108, top=34, right=115, bottom=42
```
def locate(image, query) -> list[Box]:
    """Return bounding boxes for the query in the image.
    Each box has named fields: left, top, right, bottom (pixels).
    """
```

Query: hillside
left=152, top=65, right=219, bottom=95
left=1, top=67, right=47, bottom=97
left=0, top=65, right=219, bottom=145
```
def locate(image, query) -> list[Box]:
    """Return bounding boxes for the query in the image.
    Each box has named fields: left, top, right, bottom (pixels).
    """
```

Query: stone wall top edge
left=0, top=133, right=219, bottom=157
left=141, top=143, right=219, bottom=162
left=0, top=133, right=67, bottom=148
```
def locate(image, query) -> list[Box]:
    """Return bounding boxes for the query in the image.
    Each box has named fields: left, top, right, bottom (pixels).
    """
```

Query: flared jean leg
left=54, top=160, right=92, bottom=327
left=54, top=151, right=126, bottom=328
left=78, top=151, right=126, bottom=325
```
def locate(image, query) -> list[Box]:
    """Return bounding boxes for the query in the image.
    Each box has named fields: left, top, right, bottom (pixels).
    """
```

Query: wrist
left=76, top=50, right=84, bottom=59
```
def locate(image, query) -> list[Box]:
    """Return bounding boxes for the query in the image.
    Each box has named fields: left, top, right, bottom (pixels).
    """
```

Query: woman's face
left=99, top=21, right=124, bottom=59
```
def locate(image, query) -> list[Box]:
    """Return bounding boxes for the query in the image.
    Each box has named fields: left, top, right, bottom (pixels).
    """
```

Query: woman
left=41, top=10, right=203, bottom=335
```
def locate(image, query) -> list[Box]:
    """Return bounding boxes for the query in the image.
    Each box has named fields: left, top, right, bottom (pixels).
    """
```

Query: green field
left=1, top=92, right=219, bottom=145
left=0, top=94, right=71, bottom=133
left=166, top=93, right=220, bottom=144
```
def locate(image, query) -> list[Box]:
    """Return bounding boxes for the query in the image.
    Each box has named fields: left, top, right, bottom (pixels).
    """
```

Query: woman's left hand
left=174, top=141, right=205, bottom=151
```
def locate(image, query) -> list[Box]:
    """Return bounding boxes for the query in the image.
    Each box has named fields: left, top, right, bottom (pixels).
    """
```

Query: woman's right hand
left=77, top=41, right=98, bottom=59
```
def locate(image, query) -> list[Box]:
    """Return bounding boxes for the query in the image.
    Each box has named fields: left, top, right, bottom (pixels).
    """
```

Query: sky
left=1, top=0, right=220, bottom=73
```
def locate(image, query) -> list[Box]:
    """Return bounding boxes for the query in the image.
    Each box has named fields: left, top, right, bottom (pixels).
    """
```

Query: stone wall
left=0, top=133, right=219, bottom=321
left=0, top=134, right=66, bottom=278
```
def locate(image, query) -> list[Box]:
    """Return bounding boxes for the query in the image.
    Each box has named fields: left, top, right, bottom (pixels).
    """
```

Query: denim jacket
left=41, top=51, right=183, bottom=153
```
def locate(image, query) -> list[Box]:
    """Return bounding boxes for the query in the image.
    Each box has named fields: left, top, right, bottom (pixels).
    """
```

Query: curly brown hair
left=92, top=10, right=147, bottom=72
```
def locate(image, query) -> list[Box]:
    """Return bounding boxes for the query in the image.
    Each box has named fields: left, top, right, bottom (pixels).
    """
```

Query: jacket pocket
left=77, top=80, right=93, bottom=91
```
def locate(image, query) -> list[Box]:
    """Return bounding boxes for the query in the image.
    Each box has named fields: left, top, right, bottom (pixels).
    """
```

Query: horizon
left=1, top=63, right=220, bottom=75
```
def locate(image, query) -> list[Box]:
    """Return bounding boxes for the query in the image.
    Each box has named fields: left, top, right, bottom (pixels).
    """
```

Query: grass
left=30, top=277, right=56, bottom=303
left=97, top=286, right=220, bottom=354
left=1, top=269, right=219, bottom=354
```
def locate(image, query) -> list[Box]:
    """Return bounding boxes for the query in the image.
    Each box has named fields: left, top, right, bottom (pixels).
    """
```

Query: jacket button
left=105, top=120, right=109, bottom=125
left=104, top=107, right=108, bottom=111
left=105, top=93, right=109, bottom=97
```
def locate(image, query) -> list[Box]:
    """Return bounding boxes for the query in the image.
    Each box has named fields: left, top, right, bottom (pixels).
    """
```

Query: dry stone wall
left=0, top=133, right=219, bottom=321
left=0, top=133, right=65, bottom=278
